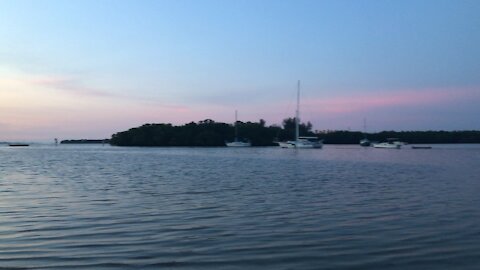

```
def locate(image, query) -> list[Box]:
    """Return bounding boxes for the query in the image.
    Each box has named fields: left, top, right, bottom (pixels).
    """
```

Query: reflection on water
left=1, top=145, right=479, bottom=269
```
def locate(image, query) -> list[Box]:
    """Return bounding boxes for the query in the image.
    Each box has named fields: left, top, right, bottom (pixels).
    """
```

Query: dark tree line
left=110, top=119, right=480, bottom=146
left=320, top=130, right=480, bottom=144
left=110, top=118, right=314, bottom=146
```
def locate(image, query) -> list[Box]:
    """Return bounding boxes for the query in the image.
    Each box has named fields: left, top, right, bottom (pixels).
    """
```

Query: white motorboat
left=277, top=81, right=323, bottom=149
left=373, top=142, right=401, bottom=149
left=226, top=110, right=251, bottom=147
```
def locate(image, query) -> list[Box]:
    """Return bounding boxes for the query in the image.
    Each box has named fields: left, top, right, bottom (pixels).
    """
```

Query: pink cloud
left=2, top=79, right=479, bottom=141
left=301, top=87, right=479, bottom=114
left=26, top=75, right=114, bottom=97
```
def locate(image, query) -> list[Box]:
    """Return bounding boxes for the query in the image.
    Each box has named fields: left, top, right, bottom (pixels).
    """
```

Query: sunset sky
left=1, top=0, right=479, bottom=141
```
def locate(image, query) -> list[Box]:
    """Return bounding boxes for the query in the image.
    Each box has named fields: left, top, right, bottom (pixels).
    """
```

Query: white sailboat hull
left=296, top=142, right=323, bottom=148
left=278, top=138, right=323, bottom=149
left=278, top=141, right=295, bottom=148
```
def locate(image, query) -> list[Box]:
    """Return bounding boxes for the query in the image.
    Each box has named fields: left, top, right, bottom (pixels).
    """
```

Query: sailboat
left=278, top=81, right=323, bottom=149
left=226, top=110, right=252, bottom=147
left=359, top=118, right=371, bottom=147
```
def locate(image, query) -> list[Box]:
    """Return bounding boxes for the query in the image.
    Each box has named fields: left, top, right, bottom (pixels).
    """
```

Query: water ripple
left=1, top=145, right=480, bottom=269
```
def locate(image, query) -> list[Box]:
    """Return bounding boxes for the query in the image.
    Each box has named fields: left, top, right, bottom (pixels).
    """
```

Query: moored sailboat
left=278, top=81, right=323, bottom=149
left=359, top=118, right=371, bottom=146
left=226, top=110, right=251, bottom=147
left=360, top=138, right=371, bottom=147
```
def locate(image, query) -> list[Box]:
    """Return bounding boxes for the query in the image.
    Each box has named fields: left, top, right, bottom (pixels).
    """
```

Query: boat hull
left=278, top=142, right=295, bottom=148
left=295, top=142, right=323, bottom=148
left=373, top=143, right=401, bottom=149
left=278, top=139, right=323, bottom=149
left=359, top=139, right=371, bottom=147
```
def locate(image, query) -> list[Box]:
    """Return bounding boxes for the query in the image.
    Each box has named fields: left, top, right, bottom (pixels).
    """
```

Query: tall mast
left=234, top=110, right=238, bottom=141
left=295, top=80, right=300, bottom=142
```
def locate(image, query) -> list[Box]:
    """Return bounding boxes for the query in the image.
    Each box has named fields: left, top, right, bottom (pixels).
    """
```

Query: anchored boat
left=278, top=81, right=323, bottom=149
left=226, top=110, right=251, bottom=147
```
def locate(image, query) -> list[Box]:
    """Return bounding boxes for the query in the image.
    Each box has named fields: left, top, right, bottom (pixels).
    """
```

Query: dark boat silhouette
left=411, top=146, right=432, bottom=149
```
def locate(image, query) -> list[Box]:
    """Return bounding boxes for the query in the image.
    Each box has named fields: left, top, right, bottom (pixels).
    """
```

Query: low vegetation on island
left=109, top=118, right=480, bottom=147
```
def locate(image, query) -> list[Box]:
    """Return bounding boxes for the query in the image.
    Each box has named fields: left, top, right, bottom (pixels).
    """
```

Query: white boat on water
left=359, top=118, right=371, bottom=147
left=373, top=138, right=406, bottom=149
left=360, top=138, right=371, bottom=147
left=277, top=81, right=323, bottom=149
left=278, top=136, right=323, bottom=148
left=226, top=110, right=251, bottom=147
left=373, top=142, right=401, bottom=149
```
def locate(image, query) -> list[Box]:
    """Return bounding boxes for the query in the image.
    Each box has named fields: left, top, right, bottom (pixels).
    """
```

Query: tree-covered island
left=110, top=118, right=314, bottom=146
left=109, top=118, right=480, bottom=146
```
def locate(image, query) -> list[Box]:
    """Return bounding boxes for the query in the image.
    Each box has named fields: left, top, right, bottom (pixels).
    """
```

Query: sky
left=1, top=0, right=479, bottom=141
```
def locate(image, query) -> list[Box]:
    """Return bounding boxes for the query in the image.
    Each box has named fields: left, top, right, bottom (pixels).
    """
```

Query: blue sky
left=1, top=0, right=479, bottom=140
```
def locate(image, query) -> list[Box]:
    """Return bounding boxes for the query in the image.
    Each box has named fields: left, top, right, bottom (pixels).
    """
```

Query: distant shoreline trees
left=109, top=119, right=480, bottom=146
left=320, top=130, right=480, bottom=144
left=61, top=139, right=109, bottom=144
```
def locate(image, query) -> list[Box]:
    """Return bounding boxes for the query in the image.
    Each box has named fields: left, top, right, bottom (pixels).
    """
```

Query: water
left=1, top=144, right=479, bottom=269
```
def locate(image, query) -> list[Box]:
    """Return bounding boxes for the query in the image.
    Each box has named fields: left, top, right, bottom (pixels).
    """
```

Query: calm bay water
left=1, top=144, right=479, bottom=269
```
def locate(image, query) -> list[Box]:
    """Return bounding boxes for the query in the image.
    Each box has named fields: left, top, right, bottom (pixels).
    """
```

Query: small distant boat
left=373, top=142, right=401, bottom=149
left=359, top=138, right=371, bottom=147
left=277, top=81, right=323, bottom=149
left=9, top=144, right=29, bottom=147
left=226, top=110, right=251, bottom=147
left=411, top=146, right=432, bottom=149
left=359, top=118, right=371, bottom=147
left=373, top=138, right=409, bottom=149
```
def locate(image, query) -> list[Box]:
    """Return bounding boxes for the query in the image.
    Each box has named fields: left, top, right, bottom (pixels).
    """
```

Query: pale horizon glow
left=1, top=0, right=479, bottom=141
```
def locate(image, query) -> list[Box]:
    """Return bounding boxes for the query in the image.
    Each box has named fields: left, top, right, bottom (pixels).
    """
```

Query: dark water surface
left=1, top=145, right=479, bottom=269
